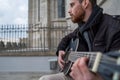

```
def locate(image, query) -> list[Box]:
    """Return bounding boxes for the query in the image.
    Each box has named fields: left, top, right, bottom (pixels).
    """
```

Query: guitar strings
left=68, top=52, right=118, bottom=66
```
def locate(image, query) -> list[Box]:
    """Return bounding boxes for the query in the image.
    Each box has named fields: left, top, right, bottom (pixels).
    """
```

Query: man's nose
left=68, top=8, right=71, bottom=14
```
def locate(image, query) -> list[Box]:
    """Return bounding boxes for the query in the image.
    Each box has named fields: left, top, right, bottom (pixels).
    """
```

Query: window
left=57, top=0, right=65, bottom=18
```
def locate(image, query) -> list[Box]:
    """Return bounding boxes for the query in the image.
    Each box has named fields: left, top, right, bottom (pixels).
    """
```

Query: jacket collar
left=78, top=5, right=103, bottom=34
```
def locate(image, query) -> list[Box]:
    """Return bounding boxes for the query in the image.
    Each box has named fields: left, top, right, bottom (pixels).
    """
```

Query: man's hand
left=58, top=50, right=65, bottom=69
left=70, top=57, right=103, bottom=80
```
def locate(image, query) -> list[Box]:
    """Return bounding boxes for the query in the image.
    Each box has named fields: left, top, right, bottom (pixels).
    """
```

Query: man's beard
left=71, top=14, right=84, bottom=23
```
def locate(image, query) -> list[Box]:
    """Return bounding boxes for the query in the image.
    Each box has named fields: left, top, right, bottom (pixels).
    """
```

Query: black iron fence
left=0, top=24, right=73, bottom=55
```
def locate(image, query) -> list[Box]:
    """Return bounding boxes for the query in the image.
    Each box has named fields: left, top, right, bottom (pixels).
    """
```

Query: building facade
left=28, top=0, right=120, bottom=50
left=28, top=0, right=67, bottom=50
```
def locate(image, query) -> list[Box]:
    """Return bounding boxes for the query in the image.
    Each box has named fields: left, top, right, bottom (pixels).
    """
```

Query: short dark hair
left=79, top=0, right=97, bottom=6
left=89, top=0, right=96, bottom=5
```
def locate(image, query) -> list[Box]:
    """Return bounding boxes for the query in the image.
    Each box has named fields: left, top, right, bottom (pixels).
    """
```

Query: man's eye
left=70, top=3, right=74, bottom=7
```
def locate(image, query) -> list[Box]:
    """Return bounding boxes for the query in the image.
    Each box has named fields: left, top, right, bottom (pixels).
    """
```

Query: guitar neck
left=68, top=51, right=102, bottom=72
left=64, top=51, right=120, bottom=80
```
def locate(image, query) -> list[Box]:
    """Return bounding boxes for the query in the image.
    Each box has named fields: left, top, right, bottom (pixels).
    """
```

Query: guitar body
left=62, top=61, right=73, bottom=75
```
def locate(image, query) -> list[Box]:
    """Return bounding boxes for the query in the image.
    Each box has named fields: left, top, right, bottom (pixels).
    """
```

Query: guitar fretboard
left=68, top=51, right=102, bottom=72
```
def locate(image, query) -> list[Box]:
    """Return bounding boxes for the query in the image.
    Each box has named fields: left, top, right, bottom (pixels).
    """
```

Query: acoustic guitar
left=62, top=51, right=120, bottom=80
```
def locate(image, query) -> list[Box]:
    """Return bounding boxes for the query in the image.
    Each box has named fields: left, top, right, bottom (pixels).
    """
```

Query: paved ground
left=0, top=72, right=53, bottom=80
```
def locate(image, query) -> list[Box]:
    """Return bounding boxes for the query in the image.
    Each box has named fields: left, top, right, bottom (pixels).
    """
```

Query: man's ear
left=81, top=0, right=89, bottom=9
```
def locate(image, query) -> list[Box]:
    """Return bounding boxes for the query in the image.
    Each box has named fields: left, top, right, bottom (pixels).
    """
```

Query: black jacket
left=56, top=5, right=120, bottom=56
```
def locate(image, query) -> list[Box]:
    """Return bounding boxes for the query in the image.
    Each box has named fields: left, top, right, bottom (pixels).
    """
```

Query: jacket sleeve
left=108, top=18, right=120, bottom=51
left=56, top=28, right=78, bottom=56
left=109, top=30, right=120, bottom=51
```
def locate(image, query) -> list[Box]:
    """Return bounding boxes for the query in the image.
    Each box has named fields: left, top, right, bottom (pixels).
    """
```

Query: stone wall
left=99, top=0, right=120, bottom=15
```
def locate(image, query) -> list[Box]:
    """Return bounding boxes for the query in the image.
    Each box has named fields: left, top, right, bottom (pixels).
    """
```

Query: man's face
left=68, top=0, right=85, bottom=23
